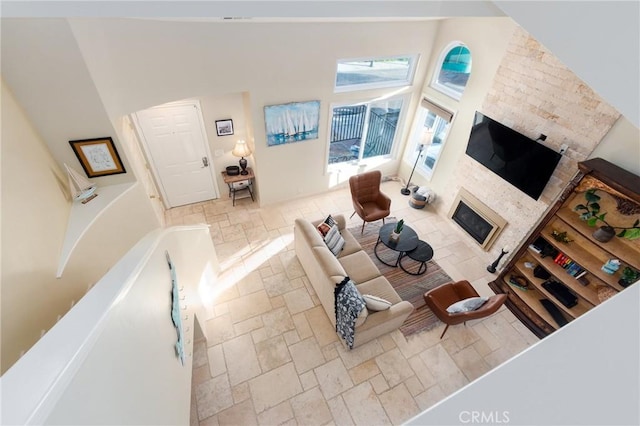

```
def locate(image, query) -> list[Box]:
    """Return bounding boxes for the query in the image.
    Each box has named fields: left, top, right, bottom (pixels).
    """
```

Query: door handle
left=202, top=157, right=209, bottom=168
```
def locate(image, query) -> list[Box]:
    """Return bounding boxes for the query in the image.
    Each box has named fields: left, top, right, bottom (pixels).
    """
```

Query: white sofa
left=294, top=215, right=414, bottom=348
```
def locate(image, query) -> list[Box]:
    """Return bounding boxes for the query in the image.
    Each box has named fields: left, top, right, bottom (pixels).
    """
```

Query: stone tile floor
left=164, top=180, right=538, bottom=426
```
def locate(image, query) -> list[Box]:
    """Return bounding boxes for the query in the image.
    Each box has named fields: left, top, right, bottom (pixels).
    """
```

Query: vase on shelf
left=593, top=225, right=616, bottom=242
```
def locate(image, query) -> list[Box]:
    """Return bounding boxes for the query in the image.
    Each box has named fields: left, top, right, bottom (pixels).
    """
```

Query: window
left=408, top=98, right=454, bottom=180
left=335, top=55, right=418, bottom=92
left=328, top=97, right=405, bottom=165
left=431, top=43, right=472, bottom=100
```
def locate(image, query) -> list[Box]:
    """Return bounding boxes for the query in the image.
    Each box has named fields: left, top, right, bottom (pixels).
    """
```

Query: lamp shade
left=232, top=140, right=252, bottom=158
left=421, top=130, right=434, bottom=146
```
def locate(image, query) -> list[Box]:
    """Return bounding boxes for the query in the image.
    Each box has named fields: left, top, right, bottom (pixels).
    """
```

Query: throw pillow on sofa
left=362, top=294, right=392, bottom=311
left=324, top=225, right=345, bottom=256
left=446, top=296, right=488, bottom=313
left=317, top=214, right=338, bottom=237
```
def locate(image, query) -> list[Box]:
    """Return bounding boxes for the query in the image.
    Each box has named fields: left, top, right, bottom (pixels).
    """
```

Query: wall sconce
left=232, top=140, right=252, bottom=175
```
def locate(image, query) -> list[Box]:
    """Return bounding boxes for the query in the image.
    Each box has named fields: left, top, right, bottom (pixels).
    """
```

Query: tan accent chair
left=348, top=170, right=391, bottom=234
left=424, top=280, right=507, bottom=339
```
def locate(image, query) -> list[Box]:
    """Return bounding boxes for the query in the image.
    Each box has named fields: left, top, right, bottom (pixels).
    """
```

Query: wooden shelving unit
left=489, top=158, right=640, bottom=338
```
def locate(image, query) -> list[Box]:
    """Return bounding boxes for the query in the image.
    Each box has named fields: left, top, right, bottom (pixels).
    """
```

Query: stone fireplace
left=448, top=188, right=507, bottom=250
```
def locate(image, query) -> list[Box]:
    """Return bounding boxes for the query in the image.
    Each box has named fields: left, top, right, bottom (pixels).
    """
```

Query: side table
left=399, top=240, right=434, bottom=275
left=374, top=222, right=419, bottom=267
left=221, top=167, right=255, bottom=206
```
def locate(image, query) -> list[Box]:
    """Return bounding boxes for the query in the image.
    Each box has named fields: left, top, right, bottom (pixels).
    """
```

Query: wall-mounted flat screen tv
left=465, top=111, right=561, bottom=200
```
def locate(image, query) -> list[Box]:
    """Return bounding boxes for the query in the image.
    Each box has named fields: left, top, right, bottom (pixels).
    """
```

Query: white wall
left=1, top=226, right=217, bottom=425
left=198, top=92, right=255, bottom=199
left=495, top=0, right=640, bottom=128
left=398, top=17, right=518, bottom=206
left=0, top=79, right=161, bottom=374
left=1, top=80, right=71, bottom=372
left=66, top=18, right=439, bottom=205
left=0, top=19, right=133, bottom=187
left=590, top=116, right=640, bottom=176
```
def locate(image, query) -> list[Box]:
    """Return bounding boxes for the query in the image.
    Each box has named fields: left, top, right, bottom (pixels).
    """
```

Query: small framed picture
left=215, top=119, right=234, bottom=136
left=69, top=137, right=126, bottom=177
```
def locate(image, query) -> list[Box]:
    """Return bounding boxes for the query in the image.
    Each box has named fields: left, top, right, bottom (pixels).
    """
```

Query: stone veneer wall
left=446, top=26, right=620, bottom=257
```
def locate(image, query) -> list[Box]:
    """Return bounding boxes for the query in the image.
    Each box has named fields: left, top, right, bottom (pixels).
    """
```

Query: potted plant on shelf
left=574, top=189, right=640, bottom=242
left=618, top=266, right=640, bottom=288
left=390, top=219, right=404, bottom=243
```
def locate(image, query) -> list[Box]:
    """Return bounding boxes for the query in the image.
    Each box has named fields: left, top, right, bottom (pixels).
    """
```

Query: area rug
left=347, top=220, right=453, bottom=337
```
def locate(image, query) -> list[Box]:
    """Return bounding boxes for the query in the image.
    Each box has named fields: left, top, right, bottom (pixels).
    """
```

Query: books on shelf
left=551, top=251, right=586, bottom=278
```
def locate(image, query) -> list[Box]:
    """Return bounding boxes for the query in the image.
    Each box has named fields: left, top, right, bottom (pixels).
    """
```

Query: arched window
left=431, top=42, right=472, bottom=100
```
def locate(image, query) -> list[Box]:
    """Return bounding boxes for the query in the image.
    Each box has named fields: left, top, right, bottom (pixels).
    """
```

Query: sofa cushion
left=295, top=218, right=326, bottom=248
left=354, top=276, right=402, bottom=305
left=338, top=229, right=363, bottom=257
left=339, top=251, right=381, bottom=284
left=312, top=247, right=347, bottom=278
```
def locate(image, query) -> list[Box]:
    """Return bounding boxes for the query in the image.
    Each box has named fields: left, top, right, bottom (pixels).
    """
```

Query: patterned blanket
left=334, top=277, right=366, bottom=349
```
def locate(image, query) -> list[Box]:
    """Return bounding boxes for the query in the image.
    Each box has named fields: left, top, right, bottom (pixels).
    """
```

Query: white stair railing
left=1, top=225, right=218, bottom=425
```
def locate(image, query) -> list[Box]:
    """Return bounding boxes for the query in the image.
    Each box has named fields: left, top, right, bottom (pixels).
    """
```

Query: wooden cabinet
left=489, top=158, right=640, bottom=338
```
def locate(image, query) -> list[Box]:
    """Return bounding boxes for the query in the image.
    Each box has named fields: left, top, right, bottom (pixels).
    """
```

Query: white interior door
left=134, top=102, right=219, bottom=208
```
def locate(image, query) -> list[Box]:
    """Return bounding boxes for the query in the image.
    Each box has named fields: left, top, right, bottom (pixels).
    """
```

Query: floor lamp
left=401, top=143, right=424, bottom=195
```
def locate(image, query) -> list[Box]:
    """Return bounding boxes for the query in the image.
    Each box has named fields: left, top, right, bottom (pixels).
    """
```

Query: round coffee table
left=399, top=240, right=434, bottom=275
left=374, top=223, right=419, bottom=267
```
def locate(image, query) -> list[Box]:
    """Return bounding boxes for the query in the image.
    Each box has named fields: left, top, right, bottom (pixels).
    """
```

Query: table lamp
left=232, top=140, right=252, bottom=175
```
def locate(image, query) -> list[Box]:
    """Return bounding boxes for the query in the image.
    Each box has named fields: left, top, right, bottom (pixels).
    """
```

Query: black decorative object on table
left=487, top=247, right=509, bottom=273
left=401, top=143, right=424, bottom=195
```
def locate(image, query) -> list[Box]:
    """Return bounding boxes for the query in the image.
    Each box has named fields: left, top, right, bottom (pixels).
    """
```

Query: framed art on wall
left=69, top=137, right=126, bottom=177
left=215, top=119, right=234, bottom=136
left=264, top=100, right=320, bottom=146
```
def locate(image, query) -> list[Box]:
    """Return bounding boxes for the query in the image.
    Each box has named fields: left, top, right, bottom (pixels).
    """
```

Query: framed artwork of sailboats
left=69, top=137, right=126, bottom=177
left=264, top=100, right=320, bottom=147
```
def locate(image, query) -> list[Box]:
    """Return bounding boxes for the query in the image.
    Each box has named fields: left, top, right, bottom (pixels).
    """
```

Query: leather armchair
left=424, top=280, right=507, bottom=338
left=348, top=170, right=391, bottom=233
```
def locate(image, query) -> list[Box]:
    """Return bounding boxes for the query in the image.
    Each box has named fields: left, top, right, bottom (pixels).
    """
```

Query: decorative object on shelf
left=389, top=219, right=404, bottom=243
left=166, top=251, right=186, bottom=366
left=215, top=119, right=234, bottom=136
left=551, top=229, right=573, bottom=244
left=508, top=274, right=529, bottom=290
left=533, top=265, right=551, bottom=280
left=264, top=100, right=320, bottom=146
left=618, top=266, right=640, bottom=288
left=576, top=275, right=590, bottom=286
left=69, top=137, right=126, bottom=177
left=64, top=164, right=98, bottom=203
left=487, top=246, right=509, bottom=273
left=596, top=285, right=617, bottom=302
left=574, top=189, right=640, bottom=240
left=232, top=140, right=252, bottom=175
left=401, top=143, right=425, bottom=196
left=592, top=225, right=616, bottom=242
left=601, top=258, right=621, bottom=275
